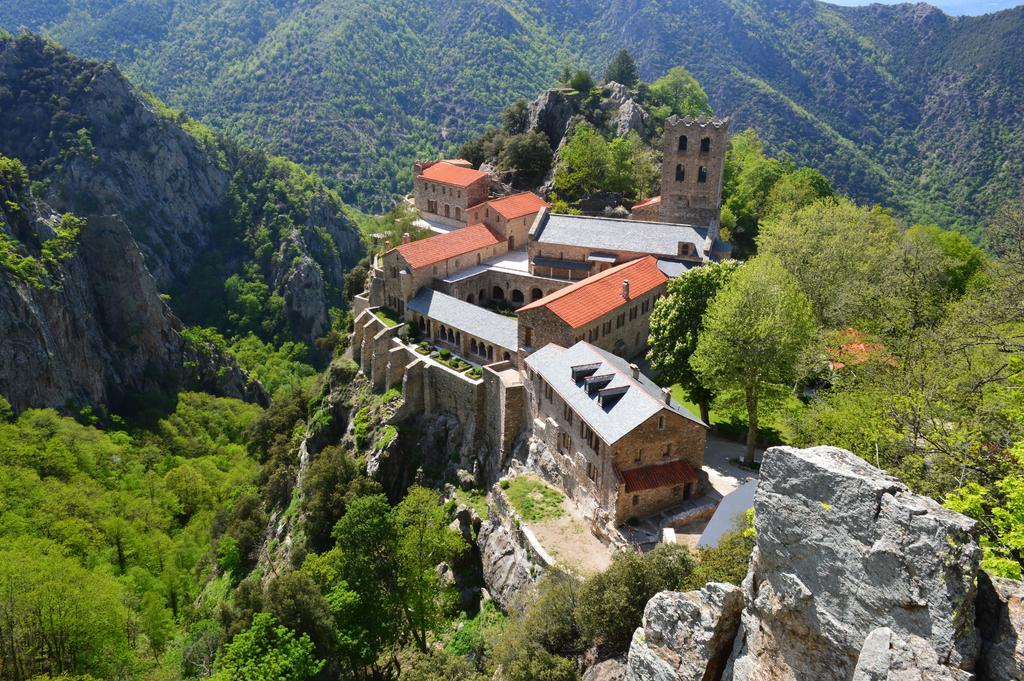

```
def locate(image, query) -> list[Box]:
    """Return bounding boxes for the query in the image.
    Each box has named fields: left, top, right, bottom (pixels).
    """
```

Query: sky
left=826, top=0, right=1023, bottom=14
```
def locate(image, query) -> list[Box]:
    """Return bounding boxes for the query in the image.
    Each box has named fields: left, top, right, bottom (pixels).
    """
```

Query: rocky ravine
left=0, top=173, right=264, bottom=413
left=0, top=34, right=364, bottom=344
left=625, top=445, right=1024, bottom=681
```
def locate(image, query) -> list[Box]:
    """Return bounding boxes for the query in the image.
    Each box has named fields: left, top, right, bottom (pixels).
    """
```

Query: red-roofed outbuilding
left=413, top=161, right=491, bottom=227
left=465, top=192, right=549, bottom=249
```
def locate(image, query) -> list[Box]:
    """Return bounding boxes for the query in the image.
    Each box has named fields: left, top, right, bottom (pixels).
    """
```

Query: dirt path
left=528, top=498, right=613, bottom=576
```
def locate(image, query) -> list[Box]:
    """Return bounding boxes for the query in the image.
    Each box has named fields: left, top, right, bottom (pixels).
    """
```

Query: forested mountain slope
left=0, top=33, right=364, bottom=350
left=1, top=0, right=1020, bottom=233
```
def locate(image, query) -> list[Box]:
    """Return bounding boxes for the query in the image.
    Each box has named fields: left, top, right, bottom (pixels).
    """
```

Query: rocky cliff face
left=0, top=167, right=264, bottom=414
left=625, top=445, right=1024, bottom=681
left=0, top=33, right=363, bottom=346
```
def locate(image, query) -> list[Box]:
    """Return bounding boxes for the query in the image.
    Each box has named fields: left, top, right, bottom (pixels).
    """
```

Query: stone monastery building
left=356, top=116, right=730, bottom=533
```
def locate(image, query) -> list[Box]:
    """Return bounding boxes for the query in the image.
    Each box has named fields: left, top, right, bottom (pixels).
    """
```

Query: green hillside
left=2, top=1, right=1021, bottom=232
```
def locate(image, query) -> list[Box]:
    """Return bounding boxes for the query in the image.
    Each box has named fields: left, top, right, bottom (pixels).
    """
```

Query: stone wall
left=527, top=240, right=702, bottom=281
left=379, top=239, right=509, bottom=311
left=464, top=205, right=539, bottom=249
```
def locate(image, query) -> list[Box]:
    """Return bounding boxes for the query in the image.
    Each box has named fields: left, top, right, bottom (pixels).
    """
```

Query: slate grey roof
left=656, top=259, right=701, bottom=278
left=525, top=341, right=705, bottom=444
left=408, top=288, right=518, bottom=350
left=534, top=213, right=709, bottom=259
left=697, top=479, right=757, bottom=548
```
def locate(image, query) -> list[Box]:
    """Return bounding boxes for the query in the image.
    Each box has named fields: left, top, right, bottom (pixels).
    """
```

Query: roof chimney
left=661, top=387, right=672, bottom=404
left=622, top=279, right=630, bottom=300
left=629, top=363, right=640, bottom=379
left=402, top=232, right=411, bottom=244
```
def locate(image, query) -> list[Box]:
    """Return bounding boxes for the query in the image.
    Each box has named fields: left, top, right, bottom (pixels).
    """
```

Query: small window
left=698, top=166, right=708, bottom=184
left=455, top=206, right=461, bottom=220
left=587, top=462, right=597, bottom=481
left=544, top=381, right=553, bottom=401
left=658, top=416, right=665, bottom=430
left=675, top=164, right=685, bottom=182
left=632, top=494, right=640, bottom=506
left=602, top=321, right=611, bottom=335
left=634, top=450, right=642, bottom=463
left=700, top=137, right=711, bottom=153
left=672, top=485, right=681, bottom=497
left=616, top=313, right=625, bottom=328
left=684, top=483, right=693, bottom=500
left=678, top=135, right=688, bottom=151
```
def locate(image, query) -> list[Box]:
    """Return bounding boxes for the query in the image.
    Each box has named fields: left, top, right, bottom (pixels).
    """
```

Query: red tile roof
left=486, top=192, right=549, bottom=220
left=517, top=256, right=667, bottom=329
left=615, top=460, right=698, bottom=493
left=420, top=162, right=489, bottom=188
left=394, top=223, right=504, bottom=270
left=633, top=195, right=661, bottom=209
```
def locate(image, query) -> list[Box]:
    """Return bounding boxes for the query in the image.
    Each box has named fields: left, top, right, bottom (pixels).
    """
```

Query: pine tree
left=604, top=49, right=639, bottom=87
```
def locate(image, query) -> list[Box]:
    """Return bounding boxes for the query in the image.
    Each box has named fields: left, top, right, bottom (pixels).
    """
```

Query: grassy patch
left=373, top=307, right=403, bottom=327
left=454, top=488, right=489, bottom=519
left=505, top=475, right=565, bottom=523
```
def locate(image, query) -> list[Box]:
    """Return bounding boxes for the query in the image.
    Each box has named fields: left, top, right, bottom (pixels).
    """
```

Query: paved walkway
left=703, top=435, right=761, bottom=497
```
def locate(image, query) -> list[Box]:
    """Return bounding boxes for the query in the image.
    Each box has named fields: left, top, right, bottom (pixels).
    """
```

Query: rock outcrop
left=0, top=34, right=363, bottom=347
left=0, top=180, right=263, bottom=413
left=726, top=446, right=980, bottom=681
left=626, top=583, right=743, bottom=681
left=476, top=512, right=536, bottom=611
left=527, top=89, right=581, bottom=150
left=626, top=445, right=1023, bottom=681
left=976, top=573, right=1024, bottom=680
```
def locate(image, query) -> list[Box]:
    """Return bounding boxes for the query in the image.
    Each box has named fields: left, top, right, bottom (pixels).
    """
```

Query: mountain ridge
left=2, top=1, right=1021, bottom=233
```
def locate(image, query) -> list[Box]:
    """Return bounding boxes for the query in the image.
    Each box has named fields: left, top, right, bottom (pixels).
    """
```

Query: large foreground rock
left=725, top=446, right=981, bottom=681
left=626, top=583, right=743, bottom=681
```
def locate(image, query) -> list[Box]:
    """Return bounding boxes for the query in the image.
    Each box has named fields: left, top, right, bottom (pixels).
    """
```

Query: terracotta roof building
left=379, top=224, right=508, bottom=314
left=517, top=256, right=668, bottom=359
left=413, top=161, right=491, bottom=228
left=466, top=191, right=548, bottom=250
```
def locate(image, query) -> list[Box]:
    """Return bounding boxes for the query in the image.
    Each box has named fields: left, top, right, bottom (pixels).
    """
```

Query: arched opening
left=677, top=135, right=688, bottom=151
left=455, top=206, right=462, bottom=221
left=455, top=332, right=461, bottom=346
left=531, top=288, right=543, bottom=301
left=418, top=317, right=426, bottom=331
left=698, top=166, right=708, bottom=183
left=503, top=352, right=511, bottom=361
left=448, top=328, right=455, bottom=343
left=511, top=289, right=524, bottom=304
left=700, top=137, right=711, bottom=153
left=509, top=236, right=516, bottom=249
left=492, top=286, right=504, bottom=300
left=487, top=346, right=494, bottom=361
left=479, top=289, right=486, bottom=302
left=466, top=294, right=475, bottom=304
left=675, top=164, right=685, bottom=182
left=444, top=204, right=451, bottom=217
left=471, top=339, right=478, bottom=354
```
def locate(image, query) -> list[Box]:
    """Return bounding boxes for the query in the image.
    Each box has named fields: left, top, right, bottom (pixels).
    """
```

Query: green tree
left=607, top=131, right=658, bottom=199
left=214, top=613, right=324, bottom=681
left=501, top=99, right=530, bottom=135
left=648, top=260, right=740, bottom=423
left=498, top=131, right=553, bottom=187
left=576, top=544, right=695, bottom=655
left=648, top=66, right=712, bottom=121
left=395, top=486, right=468, bottom=652
left=568, top=69, right=595, bottom=93
left=691, top=257, right=817, bottom=465
left=757, top=198, right=901, bottom=329
left=604, top=49, right=639, bottom=87
left=553, top=122, right=610, bottom=199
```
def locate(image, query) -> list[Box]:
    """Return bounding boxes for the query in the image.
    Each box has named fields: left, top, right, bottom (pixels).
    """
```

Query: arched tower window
left=677, top=135, right=688, bottom=151
left=675, top=164, right=685, bottom=182
left=700, top=137, right=711, bottom=153
left=531, top=288, right=543, bottom=301
left=698, top=166, right=708, bottom=183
